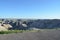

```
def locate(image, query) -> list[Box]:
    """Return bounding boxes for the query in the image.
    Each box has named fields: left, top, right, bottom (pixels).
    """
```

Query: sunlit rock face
left=22, top=24, right=27, bottom=27
left=0, top=25, right=8, bottom=31
left=2, top=24, right=12, bottom=29
left=0, top=23, right=12, bottom=31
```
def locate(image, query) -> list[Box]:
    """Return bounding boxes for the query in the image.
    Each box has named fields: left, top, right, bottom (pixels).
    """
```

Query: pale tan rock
left=0, top=26, right=8, bottom=31
left=3, top=24, right=12, bottom=29
left=0, top=23, right=12, bottom=31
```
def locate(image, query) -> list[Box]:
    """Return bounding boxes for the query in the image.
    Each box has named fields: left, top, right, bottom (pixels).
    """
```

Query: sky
left=0, top=0, right=60, bottom=19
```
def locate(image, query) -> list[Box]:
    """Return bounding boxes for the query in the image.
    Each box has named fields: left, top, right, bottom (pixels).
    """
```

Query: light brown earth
left=0, top=30, right=60, bottom=40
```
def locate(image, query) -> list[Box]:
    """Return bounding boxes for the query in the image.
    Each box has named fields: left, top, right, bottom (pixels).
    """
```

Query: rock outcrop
left=0, top=23, right=12, bottom=31
left=0, top=19, right=60, bottom=30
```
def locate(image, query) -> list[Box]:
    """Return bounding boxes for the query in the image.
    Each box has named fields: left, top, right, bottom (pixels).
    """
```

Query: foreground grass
left=0, top=30, right=39, bottom=34
left=0, top=30, right=22, bottom=34
left=0, top=28, right=60, bottom=34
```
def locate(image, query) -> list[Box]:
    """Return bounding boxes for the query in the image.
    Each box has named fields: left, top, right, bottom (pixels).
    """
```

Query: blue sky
left=0, top=0, right=60, bottom=19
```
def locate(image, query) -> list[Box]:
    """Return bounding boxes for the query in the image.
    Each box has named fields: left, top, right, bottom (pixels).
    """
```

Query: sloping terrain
left=0, top=30, right=60, bottom=40
left=0, top=19, right=60, bottom=30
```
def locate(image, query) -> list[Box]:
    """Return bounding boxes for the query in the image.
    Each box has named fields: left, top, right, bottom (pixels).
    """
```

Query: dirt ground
left=0, top=30, right=60, bottom=40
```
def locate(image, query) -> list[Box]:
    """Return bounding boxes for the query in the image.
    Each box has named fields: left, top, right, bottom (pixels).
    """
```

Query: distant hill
left=0, top=19, right=60, bottom=30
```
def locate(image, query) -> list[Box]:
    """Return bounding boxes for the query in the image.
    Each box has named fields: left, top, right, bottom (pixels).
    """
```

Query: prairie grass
left=0, top=30, right=39, bottom=34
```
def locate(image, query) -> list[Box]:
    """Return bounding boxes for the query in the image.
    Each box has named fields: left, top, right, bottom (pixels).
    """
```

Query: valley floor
left=0, top=30, right=60, bottom=40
